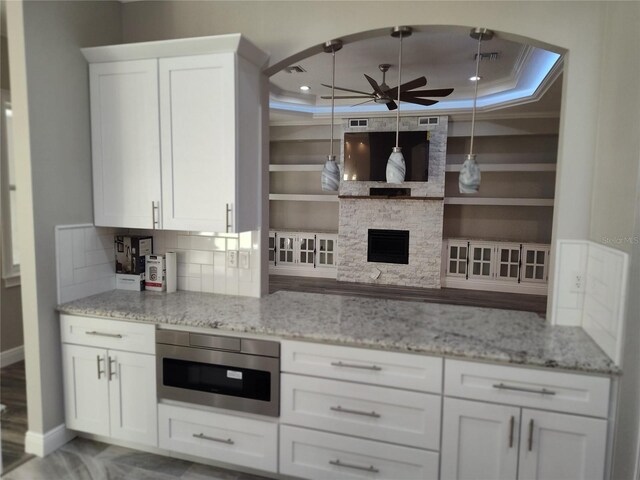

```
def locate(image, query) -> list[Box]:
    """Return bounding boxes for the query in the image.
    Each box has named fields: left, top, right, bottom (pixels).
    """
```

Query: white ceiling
left=269, top=26, right=562, bottom=117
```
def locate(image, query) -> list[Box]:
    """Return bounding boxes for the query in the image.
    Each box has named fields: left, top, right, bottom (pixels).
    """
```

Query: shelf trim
left=269, top=164, right=324, bottom=172
left=444, top=197, right=554, bottom=206
left=269, top=194, right=339, bottom=202
left=445, top=163, right=556, bottom=172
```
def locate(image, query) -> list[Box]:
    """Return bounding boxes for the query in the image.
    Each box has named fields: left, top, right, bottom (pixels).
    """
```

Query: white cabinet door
left=518, top=409, right=607, bottom=480
left=521, top=244, right=550, bottom=283
left=446, top=240, right=469, bottom=278
left=62, top=344, right=110, bottom=436
left=496, top=243, right=521, bottom=282
left=108, top=351, right=158, bottom=447
left=317, top=234, right=337, bottom=268
left=468, top=242, right=495, bottom=280
left=89, top=60, right=161, bottom=229
left=159, top=53, right=236, bottom=232
left=441, top=398, right=519, bottom=480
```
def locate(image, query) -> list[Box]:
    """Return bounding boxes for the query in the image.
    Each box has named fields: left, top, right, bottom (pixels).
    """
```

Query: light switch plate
left=226, top=250, right=239, bottom=268
left=239, top=251, right=250, bottom=269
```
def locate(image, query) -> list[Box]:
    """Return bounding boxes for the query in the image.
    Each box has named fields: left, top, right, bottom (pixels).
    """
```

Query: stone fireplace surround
left=337, top=116, right=447, bottom=288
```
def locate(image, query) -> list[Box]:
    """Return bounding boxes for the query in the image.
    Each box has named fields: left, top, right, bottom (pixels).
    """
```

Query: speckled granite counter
left=58, top=290, right=618, bottom=375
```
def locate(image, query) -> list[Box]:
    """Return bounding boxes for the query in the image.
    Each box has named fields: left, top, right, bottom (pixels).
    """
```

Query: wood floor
left=1, top=361, right=32, bottom=474
left=269, top=275, right=548, bottom=314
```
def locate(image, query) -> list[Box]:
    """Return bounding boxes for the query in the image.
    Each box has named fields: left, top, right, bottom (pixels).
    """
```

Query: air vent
left=418, top=116, right=439, bottom=126
left=284, top=65, right=306, bottom=73
left=474, top=52, right=500, bottom=61
left=349, top=119, right=368, bottom=128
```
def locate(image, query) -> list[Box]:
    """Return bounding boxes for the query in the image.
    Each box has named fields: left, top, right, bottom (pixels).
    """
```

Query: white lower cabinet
left=280, top=425, right=439, bottom=480
left=441, top=397, right=607, bottom=480
left=158, top=404, right=278, bottom=473
left=62, top=343, right=157, bottom=446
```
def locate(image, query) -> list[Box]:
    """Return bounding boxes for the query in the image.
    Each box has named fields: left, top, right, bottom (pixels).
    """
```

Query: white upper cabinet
left=84, top=35, right=267, bottom=233
left=89, top=60, right=161, bottom=229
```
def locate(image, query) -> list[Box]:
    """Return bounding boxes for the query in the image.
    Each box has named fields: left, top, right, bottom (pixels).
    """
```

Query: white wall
left=7, top=0, right=122, bottom=437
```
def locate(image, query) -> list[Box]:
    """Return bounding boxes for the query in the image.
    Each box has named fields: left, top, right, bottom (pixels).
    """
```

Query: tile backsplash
left=56, top=225, right=263, bottom=303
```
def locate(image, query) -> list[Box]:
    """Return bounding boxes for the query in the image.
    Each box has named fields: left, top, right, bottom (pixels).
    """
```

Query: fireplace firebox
left=367, top=229, right=410, bottom=264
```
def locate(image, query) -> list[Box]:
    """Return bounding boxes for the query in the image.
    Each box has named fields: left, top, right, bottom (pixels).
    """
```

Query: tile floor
left=3, top=437, right=272, bottom=480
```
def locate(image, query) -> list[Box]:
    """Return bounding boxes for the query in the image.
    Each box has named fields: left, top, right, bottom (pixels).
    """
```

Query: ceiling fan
left=321, top=63, right=454, bottom=110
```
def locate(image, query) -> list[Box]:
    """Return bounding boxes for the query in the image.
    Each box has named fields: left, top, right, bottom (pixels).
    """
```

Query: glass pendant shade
left=321, top=155, right=340, bottom=191
left=386, top=147, right=406, bottom=184
left=459, top=154, right=481, bottom=193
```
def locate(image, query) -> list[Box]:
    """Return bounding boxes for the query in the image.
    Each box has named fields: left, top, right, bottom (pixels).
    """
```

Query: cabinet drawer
left=280, top=425, right=439, bottom=480
left=158, top=404, right=277, bottom=473
left=282, top=340, right=442, bottom=393
left=281, top=374, right=440, bottom=450
left=60, top=314, right=155, bottom=354
left=444, top=359, right=610, bottom=418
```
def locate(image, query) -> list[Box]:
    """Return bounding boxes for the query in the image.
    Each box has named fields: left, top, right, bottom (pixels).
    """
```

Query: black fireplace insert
left=367, top=229, right=410, bottom=264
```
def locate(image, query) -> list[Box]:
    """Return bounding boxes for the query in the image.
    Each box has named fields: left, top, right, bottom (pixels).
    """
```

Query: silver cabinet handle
left=509, top=415, right=515, bottom=448
left=108, top=356, right=116, bottom=381
left=192, top=433, right=234, bottom=445
left=528, top=419, right=534, bottom=451
left=330, top=361, right=382, bottom=371
left=225, top=203, right=232, bottom=233
left=152, top=201, right=159, bottom=229
left=493, top=383, right=556, bottom=396
left=329, top=459, right=380, bottom=473
left=96, top=355, right=105, bottom=380
left=86, top=331, right=123, bottom=339
left=330, top=405, right=381, bottom=418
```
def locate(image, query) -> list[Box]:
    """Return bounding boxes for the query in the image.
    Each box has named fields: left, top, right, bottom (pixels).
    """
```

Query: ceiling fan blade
left=320, top=95, right=375, bottom=99
left=386, top=101, right=398, bottom=111
left=351, top=99, right=375, bottom=107
left=385, top=77, right=428, bottom=95
left=402, top=88, right=454, bottom=98
left=321, top=83, right=372, bottom=96
left=364, top=74, right=386, bottom=96
left=401, top=97, right=439, bottom=107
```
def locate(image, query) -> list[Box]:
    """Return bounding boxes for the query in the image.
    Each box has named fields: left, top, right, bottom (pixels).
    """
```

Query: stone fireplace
left=337, top=116, right=447, bottom=288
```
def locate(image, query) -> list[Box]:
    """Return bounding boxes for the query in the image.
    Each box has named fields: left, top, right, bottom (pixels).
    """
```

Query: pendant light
left=386, top=26, right=412, bottom=184
left=459, top=27, right=494, bottom=194
left=321, top=39, right=343, bottom=192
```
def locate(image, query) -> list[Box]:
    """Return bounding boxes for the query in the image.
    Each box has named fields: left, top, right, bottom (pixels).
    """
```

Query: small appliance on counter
left=145, top=254, right=166, bottom=292
left=115, top=235, right=153, bottom=291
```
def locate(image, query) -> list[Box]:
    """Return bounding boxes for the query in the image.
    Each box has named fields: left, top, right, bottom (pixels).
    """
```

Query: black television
left=343, top=131, right=430, bottom=182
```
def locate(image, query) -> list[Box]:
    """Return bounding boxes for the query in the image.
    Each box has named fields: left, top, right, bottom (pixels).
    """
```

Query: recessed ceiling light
left=469, top=76, right=482, bottom=82
left=299, top=85, right=310, bottom=91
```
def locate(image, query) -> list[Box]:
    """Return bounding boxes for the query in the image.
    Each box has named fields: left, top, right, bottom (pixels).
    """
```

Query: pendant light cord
left=395, top=32, right=403, bottom=148
left=469, top=34, right=482, bottom=155
left=330, top=48, right=335, bottom=158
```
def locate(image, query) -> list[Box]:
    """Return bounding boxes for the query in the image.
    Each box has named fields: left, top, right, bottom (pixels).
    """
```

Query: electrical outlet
left=226, top=250, right=239, bottom=268
left=239, top=251, right=250, bottom=269
left=573, top=271, right=585, bottom=292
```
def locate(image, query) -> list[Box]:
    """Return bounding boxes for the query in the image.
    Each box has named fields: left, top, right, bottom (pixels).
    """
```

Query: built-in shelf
left=269, top=164, right=324, bottom=172
left=269, top=194, right=339, bottom=202
left=444, top=197, right=554, bottom=206
left=445, top=163, right=556, bottom=173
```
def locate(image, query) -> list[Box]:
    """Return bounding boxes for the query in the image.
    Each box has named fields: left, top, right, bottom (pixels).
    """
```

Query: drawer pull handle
left=192, top=433, right=234, bottom=445
left=86, top=331, right=123, bottom=339
left=492, top=383, right=556, bottom=396
left=508, top=415, right=515, bottom=448
left=330, top=361, right=382, bottom=371
left=528, top=419, right=534, bottom=451
left=330, top=405, right=381, bottom=418
left=329, top=459, right=379, bottom=473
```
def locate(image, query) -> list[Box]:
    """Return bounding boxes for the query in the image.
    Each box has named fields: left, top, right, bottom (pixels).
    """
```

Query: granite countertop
left=58, top=290, right=619, bottom=375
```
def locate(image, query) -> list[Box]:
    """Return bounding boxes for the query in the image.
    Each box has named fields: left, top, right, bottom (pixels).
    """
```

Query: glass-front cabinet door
left=298, top=234, right=316, bottom=267
left=317, top=234, right=337, bottom=268
left=446, top=240, right=469, bottom=278
left=277, top=233, right=296, bottom=266
left=469, top=243, right=494, bottom=280
left=496, top=244, right=521, bottom=282
left=268, top=231, right=276, bottom=266
left=521, top=244, right=550, bottom=283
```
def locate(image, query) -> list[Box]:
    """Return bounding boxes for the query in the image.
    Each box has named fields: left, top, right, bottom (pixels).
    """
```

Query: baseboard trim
left=0, top=345, right=24, bottom=368
left=25, top=424, right=76, bottom=457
